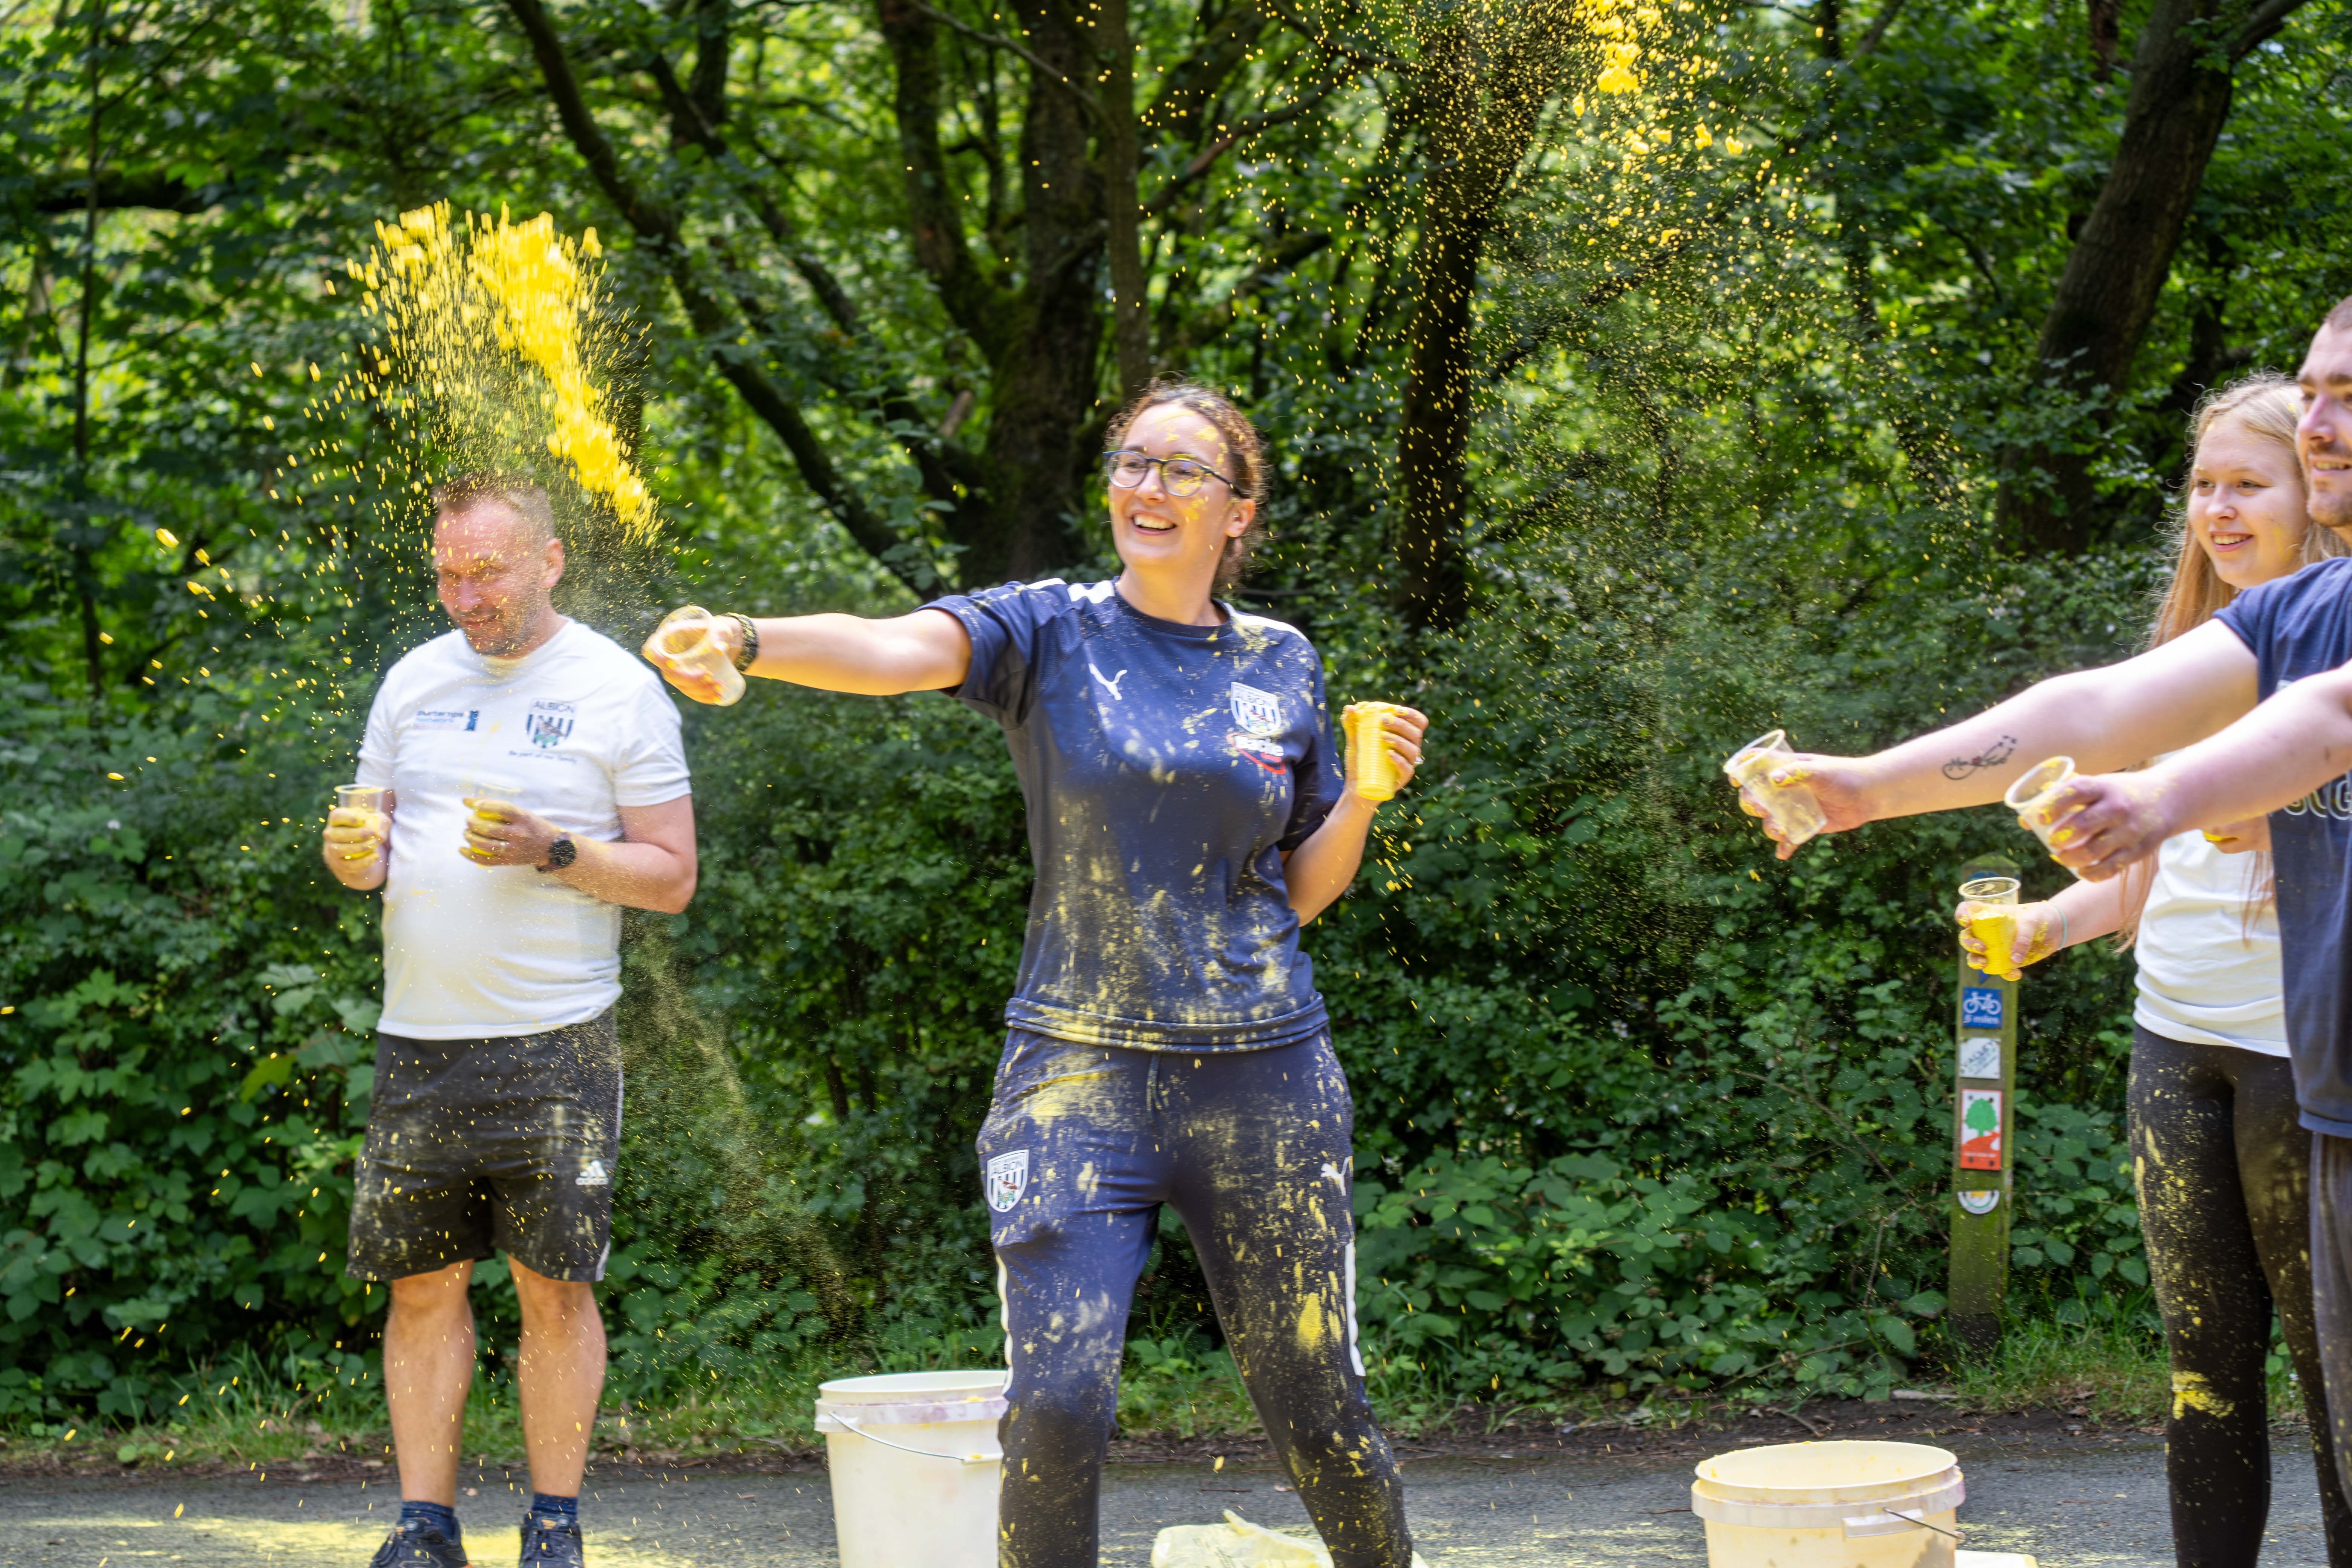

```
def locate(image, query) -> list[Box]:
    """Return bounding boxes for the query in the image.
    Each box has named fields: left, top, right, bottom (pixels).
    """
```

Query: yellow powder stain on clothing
left=1297, top=1294, right=1329, bottom=1350
left=2173, top=1370, right=2235, bottom=1421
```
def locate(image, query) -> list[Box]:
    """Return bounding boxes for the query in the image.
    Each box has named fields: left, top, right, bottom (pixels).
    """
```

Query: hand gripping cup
left=2004, top=755, right=2083, bottom=869
left=1342, top=702, right=1403, bottom=802
left=333, top=784, right=390, bottom=862
left=1723, top=729, right=1828, bottom=847
left=1958, top=874, right=2021, bottom=977
left=642, top=605, right=746, bottom=707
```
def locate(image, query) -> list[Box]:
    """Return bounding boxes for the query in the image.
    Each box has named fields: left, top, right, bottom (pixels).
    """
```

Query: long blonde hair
left=2118, top=374, right=2344, bottom=943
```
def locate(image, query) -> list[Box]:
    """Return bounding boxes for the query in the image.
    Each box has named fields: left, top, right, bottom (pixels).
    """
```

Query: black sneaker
left=368, top=1521, right=471, bottom=1568
left=518, top=1512, right=584, bottom=1567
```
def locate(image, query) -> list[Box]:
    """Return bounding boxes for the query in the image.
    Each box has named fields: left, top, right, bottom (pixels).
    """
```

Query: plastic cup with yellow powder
left=333, top=783, right=391, bottom=862
left=1342, top=702, right=1403, bottom=802
left=461, top=774, right=525, bottom=863
left=1957, top=874, right=2022, bottom=978
left=642, top=605, right=746, bottom=706
left=2003, top=755, right=2084, bottom=870
left=1722, top=729, right=1828, bottom=847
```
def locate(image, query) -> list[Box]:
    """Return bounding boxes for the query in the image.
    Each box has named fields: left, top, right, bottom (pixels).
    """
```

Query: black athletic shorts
left=346, top=1009, right=621, bottom=1284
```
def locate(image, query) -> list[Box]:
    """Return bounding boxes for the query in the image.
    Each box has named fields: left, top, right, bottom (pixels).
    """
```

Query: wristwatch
left=538, top=835, right=577, bottom=873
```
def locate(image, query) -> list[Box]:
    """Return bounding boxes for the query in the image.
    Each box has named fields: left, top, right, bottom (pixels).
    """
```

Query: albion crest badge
left=1229, top=682, right=1283, bottom=737
left=985, top=1149, right=1031, bottom=1213
left=526, top=700, right=577, bottom=749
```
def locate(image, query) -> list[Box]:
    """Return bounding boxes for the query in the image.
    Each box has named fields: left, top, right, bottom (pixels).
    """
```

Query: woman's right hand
left=1736, top=753, right=1880, bottom=860
left=646, top=609, right=745, bottom=705
left=1954, top=899, right=2065, bottom=982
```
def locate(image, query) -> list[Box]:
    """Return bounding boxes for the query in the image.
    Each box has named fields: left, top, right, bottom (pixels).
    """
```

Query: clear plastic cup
left=1723, top=729, right=1827, bottom=847
left=333, top=783, right=390, bottom=862
left=1343, top=702, right=1403, bottom=802
left=1957, top=874, right=2021, bottom=976
left=2004, top=756, right=2082, bottom=867
left=643, top=605, right=747, bottom=706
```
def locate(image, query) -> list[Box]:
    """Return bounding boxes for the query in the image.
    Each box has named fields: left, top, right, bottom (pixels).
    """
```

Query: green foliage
left=10, top=0, right=2346, bottom=1434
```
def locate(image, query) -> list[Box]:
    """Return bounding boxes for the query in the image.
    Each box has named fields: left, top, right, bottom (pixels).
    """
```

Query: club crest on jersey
left=526, top=700, right=576, bottom=749
left=1229, top=683, right=1283, bottom=737
left=985, top=1148, right=1030, bottom=1213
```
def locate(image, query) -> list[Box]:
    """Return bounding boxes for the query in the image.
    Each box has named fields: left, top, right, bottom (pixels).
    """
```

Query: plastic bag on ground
left=1149, top=1510, right=1430, bottom=1568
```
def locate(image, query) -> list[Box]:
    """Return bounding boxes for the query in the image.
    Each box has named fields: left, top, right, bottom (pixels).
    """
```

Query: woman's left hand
left=1345, top=703, right=1430, bottom=797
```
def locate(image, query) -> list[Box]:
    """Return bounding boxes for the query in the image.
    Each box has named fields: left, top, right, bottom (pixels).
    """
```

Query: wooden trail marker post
left=1949, top=860, right=2020, bottom=1353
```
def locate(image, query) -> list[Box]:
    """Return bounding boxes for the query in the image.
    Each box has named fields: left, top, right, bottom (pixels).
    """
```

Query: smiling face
left=2188, top=415, right=2310, bottom=591
left=433, top=498, right=564, bottom=656
left=2298, top=321, right=2352, bottom=533
left=1107, top=405, right=1255, bottom=588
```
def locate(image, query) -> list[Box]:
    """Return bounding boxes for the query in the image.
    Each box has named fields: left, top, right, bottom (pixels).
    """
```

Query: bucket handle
left=823, top=1410, right=999, bottom=1467
left=1844, top=1507, right=1962, bottom=1541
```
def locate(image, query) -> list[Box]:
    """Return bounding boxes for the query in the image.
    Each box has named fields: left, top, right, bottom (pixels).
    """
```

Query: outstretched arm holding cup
left=1730, top=619, right=2260, bottom=859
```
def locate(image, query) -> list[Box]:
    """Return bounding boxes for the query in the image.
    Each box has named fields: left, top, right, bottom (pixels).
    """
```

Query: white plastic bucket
left=815, top=1369, right=1007, bottom=1568
left=1692, top=1441, right=1965, bottom=1568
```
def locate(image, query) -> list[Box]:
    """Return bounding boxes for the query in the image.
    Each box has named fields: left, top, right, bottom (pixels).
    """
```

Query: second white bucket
left=816, top=1368, right=1008, bottom=1568
left=1692, top=1440, right=1964, bottom=1568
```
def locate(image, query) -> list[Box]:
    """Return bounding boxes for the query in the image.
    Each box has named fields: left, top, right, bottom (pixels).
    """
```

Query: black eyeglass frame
left=1101, top=449, right=1239, bottom=497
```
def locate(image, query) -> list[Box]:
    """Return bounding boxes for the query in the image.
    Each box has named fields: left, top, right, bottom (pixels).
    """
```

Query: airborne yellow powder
left=346, top=201, right=655, bottom=537
left=1578, top=0, right=1661, bottom=96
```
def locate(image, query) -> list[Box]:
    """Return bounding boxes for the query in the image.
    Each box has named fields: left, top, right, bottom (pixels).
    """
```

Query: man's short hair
left=432, top=473, right=556, bottom=546
left=2328, top=295, right=2352, bottom=333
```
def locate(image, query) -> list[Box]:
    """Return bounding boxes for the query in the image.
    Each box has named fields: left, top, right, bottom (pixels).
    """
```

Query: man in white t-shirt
left=320, top=474, right=697, bottom=1568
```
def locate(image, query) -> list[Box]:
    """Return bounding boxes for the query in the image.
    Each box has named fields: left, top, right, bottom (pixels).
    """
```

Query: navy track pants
left=977, top=1029, right=1412, bottom=1568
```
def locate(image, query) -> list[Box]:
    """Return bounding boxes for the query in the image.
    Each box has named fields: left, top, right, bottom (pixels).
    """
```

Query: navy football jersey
left=923, top=579, right=1346, bottom=1050
left=2216, top=556, right=2352, bottom=1134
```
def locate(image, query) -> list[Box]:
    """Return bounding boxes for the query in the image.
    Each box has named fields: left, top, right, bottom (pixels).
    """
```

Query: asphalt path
left=0, top=1429, right=2331, bottom=1565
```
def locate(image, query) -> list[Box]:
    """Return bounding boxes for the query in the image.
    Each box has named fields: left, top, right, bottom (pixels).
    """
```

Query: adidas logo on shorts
left=577, top=1159, right=609, bottom=1187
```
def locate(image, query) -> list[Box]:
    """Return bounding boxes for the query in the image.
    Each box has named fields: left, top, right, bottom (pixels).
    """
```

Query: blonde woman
left=1958, top=375, right=2352, bottom=1566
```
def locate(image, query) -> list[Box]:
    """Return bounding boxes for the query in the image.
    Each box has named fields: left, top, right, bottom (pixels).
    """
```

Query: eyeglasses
left=1103, top=449, right=1236, bottom=498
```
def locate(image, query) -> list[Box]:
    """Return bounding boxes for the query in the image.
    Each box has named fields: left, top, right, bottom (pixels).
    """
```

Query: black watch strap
left=539, top=835, right=577, bottom=873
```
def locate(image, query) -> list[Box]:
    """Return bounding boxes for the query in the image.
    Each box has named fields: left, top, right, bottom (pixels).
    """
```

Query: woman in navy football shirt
left=655, top=381, right=1429, bottom=1568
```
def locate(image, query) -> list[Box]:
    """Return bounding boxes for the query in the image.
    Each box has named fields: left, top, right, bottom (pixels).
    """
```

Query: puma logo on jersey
left=1089, top=663, right=1128, bottom=701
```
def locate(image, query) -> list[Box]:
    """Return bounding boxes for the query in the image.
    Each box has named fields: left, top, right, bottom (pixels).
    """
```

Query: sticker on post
left=1960, top=986, right=2003, bottom=1029
left=1957, top=1035, right=2002, bottom=1080
left=1959, top=1088, right=2003, bottom=1171
left=1957, top=1189, right=2000, bottom=1216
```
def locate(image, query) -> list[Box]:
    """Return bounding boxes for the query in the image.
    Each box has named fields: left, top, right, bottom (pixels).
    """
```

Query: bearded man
left=322, top=474, right=695, bottom=1568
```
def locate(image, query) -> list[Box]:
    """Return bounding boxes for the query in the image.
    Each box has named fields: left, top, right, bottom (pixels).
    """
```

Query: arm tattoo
left=1942, top=734, right=2019, bottom=781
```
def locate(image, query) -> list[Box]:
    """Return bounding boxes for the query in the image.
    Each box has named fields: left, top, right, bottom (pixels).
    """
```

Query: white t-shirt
left=357, top=620, right=691, bottom=1039
left=2132, top=828, right=2289, bottom=1057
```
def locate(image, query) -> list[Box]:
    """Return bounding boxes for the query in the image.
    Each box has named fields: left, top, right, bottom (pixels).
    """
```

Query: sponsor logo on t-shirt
left=527, top=700, right=576, bottom=749
left=2270, top=675, right=2352, bottom=819
left=415, top=708, right=477, bottom=732
left=1229, top=682, right=1283, bottom=736
left=1228, top=731, right=1286, bottom=773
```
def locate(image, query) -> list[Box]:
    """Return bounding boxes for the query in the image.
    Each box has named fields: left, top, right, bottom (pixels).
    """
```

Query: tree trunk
left=876, top=0, right=1106, bottom=584
left=1098, top=0, right=1152, bottom=399
left=1998, top=0, right=2304, bottom=553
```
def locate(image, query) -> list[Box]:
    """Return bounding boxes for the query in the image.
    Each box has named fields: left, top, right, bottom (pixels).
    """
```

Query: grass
left=1942, top=1312, right=2310, bottom=1429
left=9, top=1311, right=2311, bottom=1473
